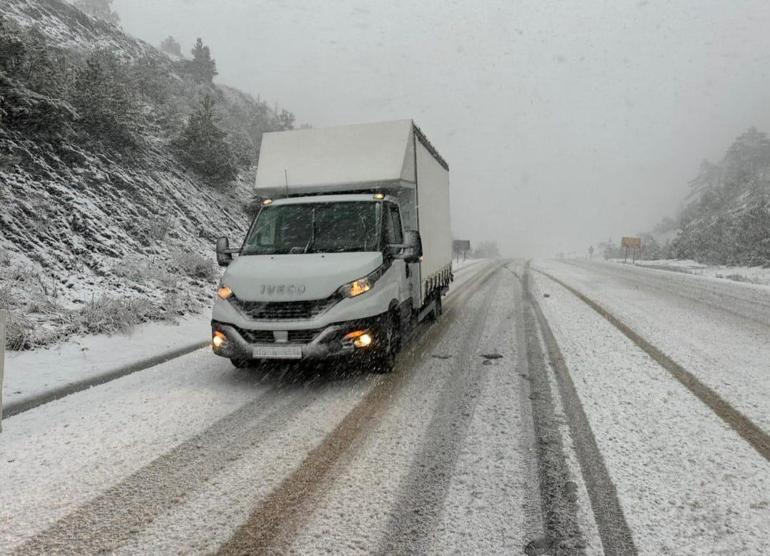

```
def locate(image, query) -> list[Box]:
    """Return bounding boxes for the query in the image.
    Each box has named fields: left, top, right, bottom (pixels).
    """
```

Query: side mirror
left=403, top=230, right=423, bottom=263
left=387, top=230, right=423, bottom=263
left=216, top=236, right=237, bottom=267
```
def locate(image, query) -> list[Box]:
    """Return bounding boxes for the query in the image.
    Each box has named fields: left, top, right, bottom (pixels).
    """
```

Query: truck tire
left=428, top=292, right=443, bottom=322
left=230, top=357, right=251, bottom=369
left=434, top=293, right=443, bottom=318
left=373, top=310, right=400, bottom=374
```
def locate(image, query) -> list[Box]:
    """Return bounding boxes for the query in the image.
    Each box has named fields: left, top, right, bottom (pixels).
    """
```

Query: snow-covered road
left=531, top=260, right=770, bottom=554
left=2, top=259, right=769, bottom=555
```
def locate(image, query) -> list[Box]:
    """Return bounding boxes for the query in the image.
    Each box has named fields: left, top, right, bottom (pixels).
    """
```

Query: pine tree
left=74, top=0, right=120, bottom=25
left=175, top=95, right=236, bottom=186
left=188, top=38, right=217, bottom=83
left=71, top=51, right=135, bottom=148
left=722, top=127, right=770, bottom=198
left=159, top=36, right=182, bottom=58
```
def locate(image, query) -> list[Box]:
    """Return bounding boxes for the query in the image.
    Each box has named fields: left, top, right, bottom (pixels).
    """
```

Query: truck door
left=385, top=203, right=420, bottom=314
left=383, top=204, right=410, bottom=309
left=395, top=188, right=422, bottom=311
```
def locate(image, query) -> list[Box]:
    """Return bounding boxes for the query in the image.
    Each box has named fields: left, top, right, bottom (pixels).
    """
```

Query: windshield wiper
left=304, top=208, right=319, bottom=253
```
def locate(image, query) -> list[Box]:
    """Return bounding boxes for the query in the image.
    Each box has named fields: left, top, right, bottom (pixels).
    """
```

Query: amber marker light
left=212, top=330, right=227, bottom=349
left=344, top=330, right=373, bottom=348
left=217, top=286, right=233, bottom=300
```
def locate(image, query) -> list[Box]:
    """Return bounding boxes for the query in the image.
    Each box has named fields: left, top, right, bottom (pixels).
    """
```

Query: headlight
left=217, top=286, right=233, bottom=300
left=338, top=267, right=383, bottom=298
left=339, top=277, right=372, bottom=298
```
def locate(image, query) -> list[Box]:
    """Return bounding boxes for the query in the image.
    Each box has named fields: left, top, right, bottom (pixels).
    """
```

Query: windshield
left=241, top=202, right=380, bottom=255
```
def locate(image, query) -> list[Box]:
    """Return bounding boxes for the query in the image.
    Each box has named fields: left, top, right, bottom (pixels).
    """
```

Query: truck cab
left=212, top=193, right=422, bottom=369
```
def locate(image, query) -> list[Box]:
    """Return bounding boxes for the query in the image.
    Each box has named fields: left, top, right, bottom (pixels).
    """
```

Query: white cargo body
left=212, top=120, right=452, bottom=370
left=255, top=119, right=452, bottom=307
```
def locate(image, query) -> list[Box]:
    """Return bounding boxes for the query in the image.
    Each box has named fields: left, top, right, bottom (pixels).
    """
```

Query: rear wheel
left=428, top=291, right=443, bottom=322
left=434, top=292, right=443, bottom=318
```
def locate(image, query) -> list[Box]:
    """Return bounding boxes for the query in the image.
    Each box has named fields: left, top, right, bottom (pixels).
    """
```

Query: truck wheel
left=428, top=292, right=443, bottom=322
left=230, top=357, right=251, bottom=369
left=373, top=311, right=400, bottom=374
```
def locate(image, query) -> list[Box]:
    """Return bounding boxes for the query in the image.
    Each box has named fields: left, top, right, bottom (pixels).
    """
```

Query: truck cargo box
left=255, top=120, right=452, bottom=307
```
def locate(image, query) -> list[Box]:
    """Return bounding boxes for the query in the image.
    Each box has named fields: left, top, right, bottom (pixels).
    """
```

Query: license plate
left=252, top=344, right=303, bottom=360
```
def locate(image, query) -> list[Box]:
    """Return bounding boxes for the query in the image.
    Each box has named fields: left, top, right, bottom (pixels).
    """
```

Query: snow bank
left=610, top=258, right=770, bottom=286
left=2, top=312, right=210, bottom=410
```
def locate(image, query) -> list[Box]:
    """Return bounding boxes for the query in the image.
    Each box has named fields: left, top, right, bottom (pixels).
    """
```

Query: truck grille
left=235, top=327, right=322, bottom=344
left=231, top=295, right=340, bottom=320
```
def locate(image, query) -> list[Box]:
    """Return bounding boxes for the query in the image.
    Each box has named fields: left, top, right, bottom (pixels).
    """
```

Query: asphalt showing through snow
left=376, top=271, right=500, bottom=554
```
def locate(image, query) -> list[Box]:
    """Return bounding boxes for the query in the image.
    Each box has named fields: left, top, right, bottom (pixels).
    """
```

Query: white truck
left=211, top=120, right=452, bottom=371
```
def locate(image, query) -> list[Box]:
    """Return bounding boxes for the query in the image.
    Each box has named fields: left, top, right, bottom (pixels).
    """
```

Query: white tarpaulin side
left=414, top=138, right=452, bottom=302
left=255, top=120, right=416, bottom=196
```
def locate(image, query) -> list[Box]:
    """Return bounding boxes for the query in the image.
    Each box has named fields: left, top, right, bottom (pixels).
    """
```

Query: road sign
left=621, top=237, right=642, bottom=263
left=453, top=239, right=470, bottom=252
left=621, top=237, right=641, bottom=249
left=453, top=239, right=471, bottom=261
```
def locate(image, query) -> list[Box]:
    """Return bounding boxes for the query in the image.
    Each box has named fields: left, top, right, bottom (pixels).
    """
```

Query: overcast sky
left=115, top=0, right=770, bottom=256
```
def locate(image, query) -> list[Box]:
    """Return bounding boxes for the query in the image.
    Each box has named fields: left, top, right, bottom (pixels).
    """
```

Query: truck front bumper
left=210, top=314, right=387, bottom=361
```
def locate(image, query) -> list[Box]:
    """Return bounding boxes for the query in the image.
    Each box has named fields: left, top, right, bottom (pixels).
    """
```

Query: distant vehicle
left=211, top=120, right=453, bottom=371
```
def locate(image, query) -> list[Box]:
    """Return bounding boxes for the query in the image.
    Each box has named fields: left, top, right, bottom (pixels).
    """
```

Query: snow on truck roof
left=255, top=120, right=448, bottom=196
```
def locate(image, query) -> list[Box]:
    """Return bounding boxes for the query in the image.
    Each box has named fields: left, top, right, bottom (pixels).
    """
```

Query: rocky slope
left=0, top=0, right=290, bottom=349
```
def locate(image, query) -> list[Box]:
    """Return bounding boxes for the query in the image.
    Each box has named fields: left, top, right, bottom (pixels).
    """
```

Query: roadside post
left=0, top=310, right=6, bottom=432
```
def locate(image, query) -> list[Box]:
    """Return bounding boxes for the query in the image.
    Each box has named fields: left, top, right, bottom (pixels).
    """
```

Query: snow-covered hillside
left=644, top=128, right=770, bottom=266
left=5, top=0, right=155, bottom=58
left=0, top=0, right=290, bottom=349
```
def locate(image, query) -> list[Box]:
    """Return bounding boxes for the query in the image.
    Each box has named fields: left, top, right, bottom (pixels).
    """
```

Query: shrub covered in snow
left=0, top=250, right=210, bottom=350
left=170, top=250, right=217, bottom=281
left=77, top=295, right=154, bottom=335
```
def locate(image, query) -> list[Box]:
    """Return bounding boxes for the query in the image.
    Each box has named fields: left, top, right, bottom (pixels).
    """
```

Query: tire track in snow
left=524, top=264, right=637, bottom=555
left=12, top=384, right=314, bottom=556
left=375, top=272, right=501, bottom=554
left=217, top=263, right=504, bottom=555
left=534, top=267, right=770, bottom=463
left=517, top=268, right=588, bottom=554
